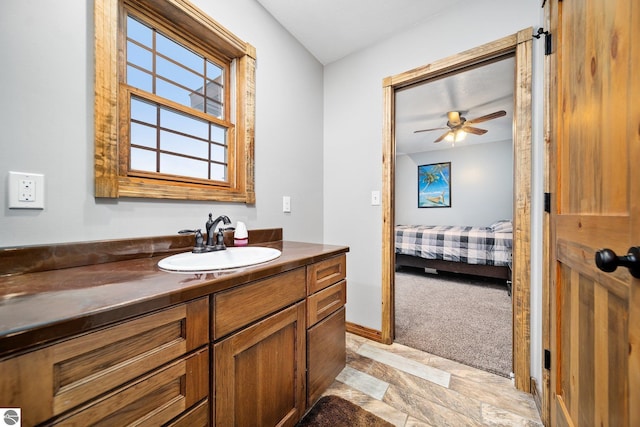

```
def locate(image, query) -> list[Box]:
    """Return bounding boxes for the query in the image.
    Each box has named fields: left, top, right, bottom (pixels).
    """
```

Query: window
left=95, top=0, right=256, bottom=202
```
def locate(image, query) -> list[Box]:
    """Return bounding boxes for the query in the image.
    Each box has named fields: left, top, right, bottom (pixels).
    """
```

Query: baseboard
left=345, top=322, right=383, bottom=342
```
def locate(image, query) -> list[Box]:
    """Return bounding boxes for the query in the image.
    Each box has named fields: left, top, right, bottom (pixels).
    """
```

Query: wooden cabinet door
left=214, top=302, right=306, bottom=427
left=548, top=0, right=639, bottom=425
left=307, top=307, right=346, bottom=406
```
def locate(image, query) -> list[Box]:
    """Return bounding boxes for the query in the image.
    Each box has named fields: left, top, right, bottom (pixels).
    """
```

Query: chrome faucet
left=205, top=213, right=233, bottom=251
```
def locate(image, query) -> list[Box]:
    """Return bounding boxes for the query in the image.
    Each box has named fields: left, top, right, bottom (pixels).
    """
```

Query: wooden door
left=548, top=0, right=639, bottom=425
left=214, top=302, right=306, bottom=427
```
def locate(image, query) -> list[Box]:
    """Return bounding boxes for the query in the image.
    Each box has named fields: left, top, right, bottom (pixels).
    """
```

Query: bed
left=395, top=220, right=513, bottom=289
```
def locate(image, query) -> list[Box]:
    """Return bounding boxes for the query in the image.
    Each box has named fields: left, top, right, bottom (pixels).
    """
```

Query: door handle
left=595, top=247, right=640, bottom=278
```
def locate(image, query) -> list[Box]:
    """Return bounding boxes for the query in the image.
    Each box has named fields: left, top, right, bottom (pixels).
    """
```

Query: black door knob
left=595, top=247, right=640, bottom=278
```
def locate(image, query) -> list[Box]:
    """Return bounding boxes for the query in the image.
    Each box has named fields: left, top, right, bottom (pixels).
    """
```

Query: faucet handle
left=178, top=229, right=206, bottom=253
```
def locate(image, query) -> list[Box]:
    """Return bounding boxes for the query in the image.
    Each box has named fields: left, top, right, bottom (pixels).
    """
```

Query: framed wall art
left=418, top=162, right=451, bottom=208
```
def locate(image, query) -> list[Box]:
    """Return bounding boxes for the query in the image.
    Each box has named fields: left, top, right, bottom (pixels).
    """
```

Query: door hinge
left=544, top=192, right=551, bottom=213
left=544, top=349, right=551, bottom=370
left=533, top=28, right=553, bottom=55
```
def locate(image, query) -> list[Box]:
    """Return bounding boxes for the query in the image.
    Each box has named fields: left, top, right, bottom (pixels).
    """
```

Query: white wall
left=396, top=141, right=513, bottom=227
left=0, top=0, right=324, bottom=247
left=322, top=0, right=543, bottom=385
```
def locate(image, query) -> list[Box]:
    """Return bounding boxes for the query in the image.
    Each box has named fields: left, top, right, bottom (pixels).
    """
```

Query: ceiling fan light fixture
left=445, top=129, right=467, bottom=143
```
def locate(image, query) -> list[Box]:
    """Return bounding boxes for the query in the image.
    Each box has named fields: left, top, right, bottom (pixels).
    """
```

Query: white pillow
left=490, top=219, right=513, bottom=233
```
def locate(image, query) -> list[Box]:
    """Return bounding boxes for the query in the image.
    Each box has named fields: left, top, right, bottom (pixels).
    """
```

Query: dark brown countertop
left=0, top=234, right=348, bottom=358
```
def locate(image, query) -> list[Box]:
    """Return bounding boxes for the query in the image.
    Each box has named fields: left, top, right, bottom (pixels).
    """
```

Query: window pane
left=156, top=33, right=201, bottom=72
left=160, top=130, right=208, bottom=158
left=131, top=147, right=156, bottom=172
left=205, top=80, right=223, bottom=101
left=206, top=60, right=222, bottom=81
left=210, top=163, right=226, bottom=181
left=204, top=79, right=223, bottom=118
left=159, top=106, right=208, bottom=139
left=161, top=153, right=208, bottom=179
left=127, top=66, right=153, bottom=92
left=210, top=124, right=226, bottom=145
left=131, top=97, right=157, bottom=125
left=131, top=122, right=157, bottom=149
left=156, top=56, right=203, bottom=92
left=211, top=143, right=226, bottom=163
left=127, top=41, right=152, bottom=71
left=127, top=16, right=152, bottom=47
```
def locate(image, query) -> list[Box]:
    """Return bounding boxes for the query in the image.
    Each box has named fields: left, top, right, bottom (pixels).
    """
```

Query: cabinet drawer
left=307, top=280, right=346, bottom=327
left=0, top=297, right=209, bottom=426
left=167, top=399, right=209, bottom=427
left=307, top=254, right=346, bottom=295
left=307, top=307, right=346, bottom=407
left=53, top=347, right=209, bottom=426
left=213, top=268, right=306, bottom=339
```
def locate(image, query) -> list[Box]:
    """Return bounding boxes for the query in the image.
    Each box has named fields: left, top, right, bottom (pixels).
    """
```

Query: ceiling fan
left=414, top=110, right=507, bottom=143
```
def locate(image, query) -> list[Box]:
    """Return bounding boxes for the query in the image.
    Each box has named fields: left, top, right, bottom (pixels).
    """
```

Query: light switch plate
left=8, top=171, right=45, bottom=209
left=283, top=196, right=291, bottom=213
left=371, top=190, right=381, bottom=206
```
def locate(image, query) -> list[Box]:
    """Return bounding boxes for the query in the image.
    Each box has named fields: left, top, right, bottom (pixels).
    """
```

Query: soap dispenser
left=234, top=221, right=248, bottom=246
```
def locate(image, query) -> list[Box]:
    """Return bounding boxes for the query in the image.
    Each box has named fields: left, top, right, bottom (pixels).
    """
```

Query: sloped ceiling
left=255, top=0, right=466, bottom=65
left=256, top=0, right=515, bottom=155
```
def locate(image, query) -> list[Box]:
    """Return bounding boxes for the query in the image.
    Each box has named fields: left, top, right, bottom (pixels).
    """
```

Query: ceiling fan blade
left=414, top=126, right=448, bottom=133
left=447, top=111, right=462, bottom=125
left=467, top=110, right=506, bottom=124
left=434, top=131, right=450, bottom=143
left=463, top=126, right=488, bottom=135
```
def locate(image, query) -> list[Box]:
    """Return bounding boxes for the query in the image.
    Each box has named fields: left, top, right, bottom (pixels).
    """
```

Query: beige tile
left=336, top=366, right=389, bottom=400
left=324, top=381, right=409, bottom=427
left=425, top=353, right=515, bottom=387
left=449, top=375, right=540, bottom=421
left=383, top=383, right=484, bottom=427
left=481, top=402, right=544, bottom=426
left=346, top=332, right=369, bottom=350
left=339, top=333, right=543, bottom=427
left=367, top=359, right=483, bottom=423
left=405, top=416, right=436, bottom=427
left=357, top=343, right=451, bottom=388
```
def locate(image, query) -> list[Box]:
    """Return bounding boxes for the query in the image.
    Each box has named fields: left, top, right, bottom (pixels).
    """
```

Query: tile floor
left=322, top=333, right=543, bottom=427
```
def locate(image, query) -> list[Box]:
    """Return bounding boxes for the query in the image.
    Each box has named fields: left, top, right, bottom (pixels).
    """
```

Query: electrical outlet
left=8, top=171, right=45, bottom=209
left=19, top=179, right=35, bottom=202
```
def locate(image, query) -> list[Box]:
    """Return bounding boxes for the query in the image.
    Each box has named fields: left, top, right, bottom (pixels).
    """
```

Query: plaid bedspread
left=395, top=225, right=512, bottom=266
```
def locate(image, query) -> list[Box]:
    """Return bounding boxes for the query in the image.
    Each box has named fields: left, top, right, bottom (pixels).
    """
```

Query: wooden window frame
left=95, top=0, right=256, bottom=202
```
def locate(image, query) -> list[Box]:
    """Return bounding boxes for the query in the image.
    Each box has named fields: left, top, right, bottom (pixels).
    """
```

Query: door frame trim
left=380, top=28, right=533, bottom=392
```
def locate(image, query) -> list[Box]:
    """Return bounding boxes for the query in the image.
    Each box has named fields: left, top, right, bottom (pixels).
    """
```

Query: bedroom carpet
left=394, top=267, right=512, bottom=377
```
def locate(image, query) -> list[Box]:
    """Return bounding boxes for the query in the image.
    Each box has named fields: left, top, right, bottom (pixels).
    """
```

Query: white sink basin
left=158, top=246, right=282, bottom=272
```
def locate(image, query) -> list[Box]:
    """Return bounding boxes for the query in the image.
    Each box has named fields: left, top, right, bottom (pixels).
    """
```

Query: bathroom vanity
left=0, top=230, right=348, bottom=426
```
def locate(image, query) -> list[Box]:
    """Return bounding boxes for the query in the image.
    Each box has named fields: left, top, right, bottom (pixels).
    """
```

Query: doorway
left=380, top=29, right=533, bottom=392
left=393, top=54, right=515, bottom=377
